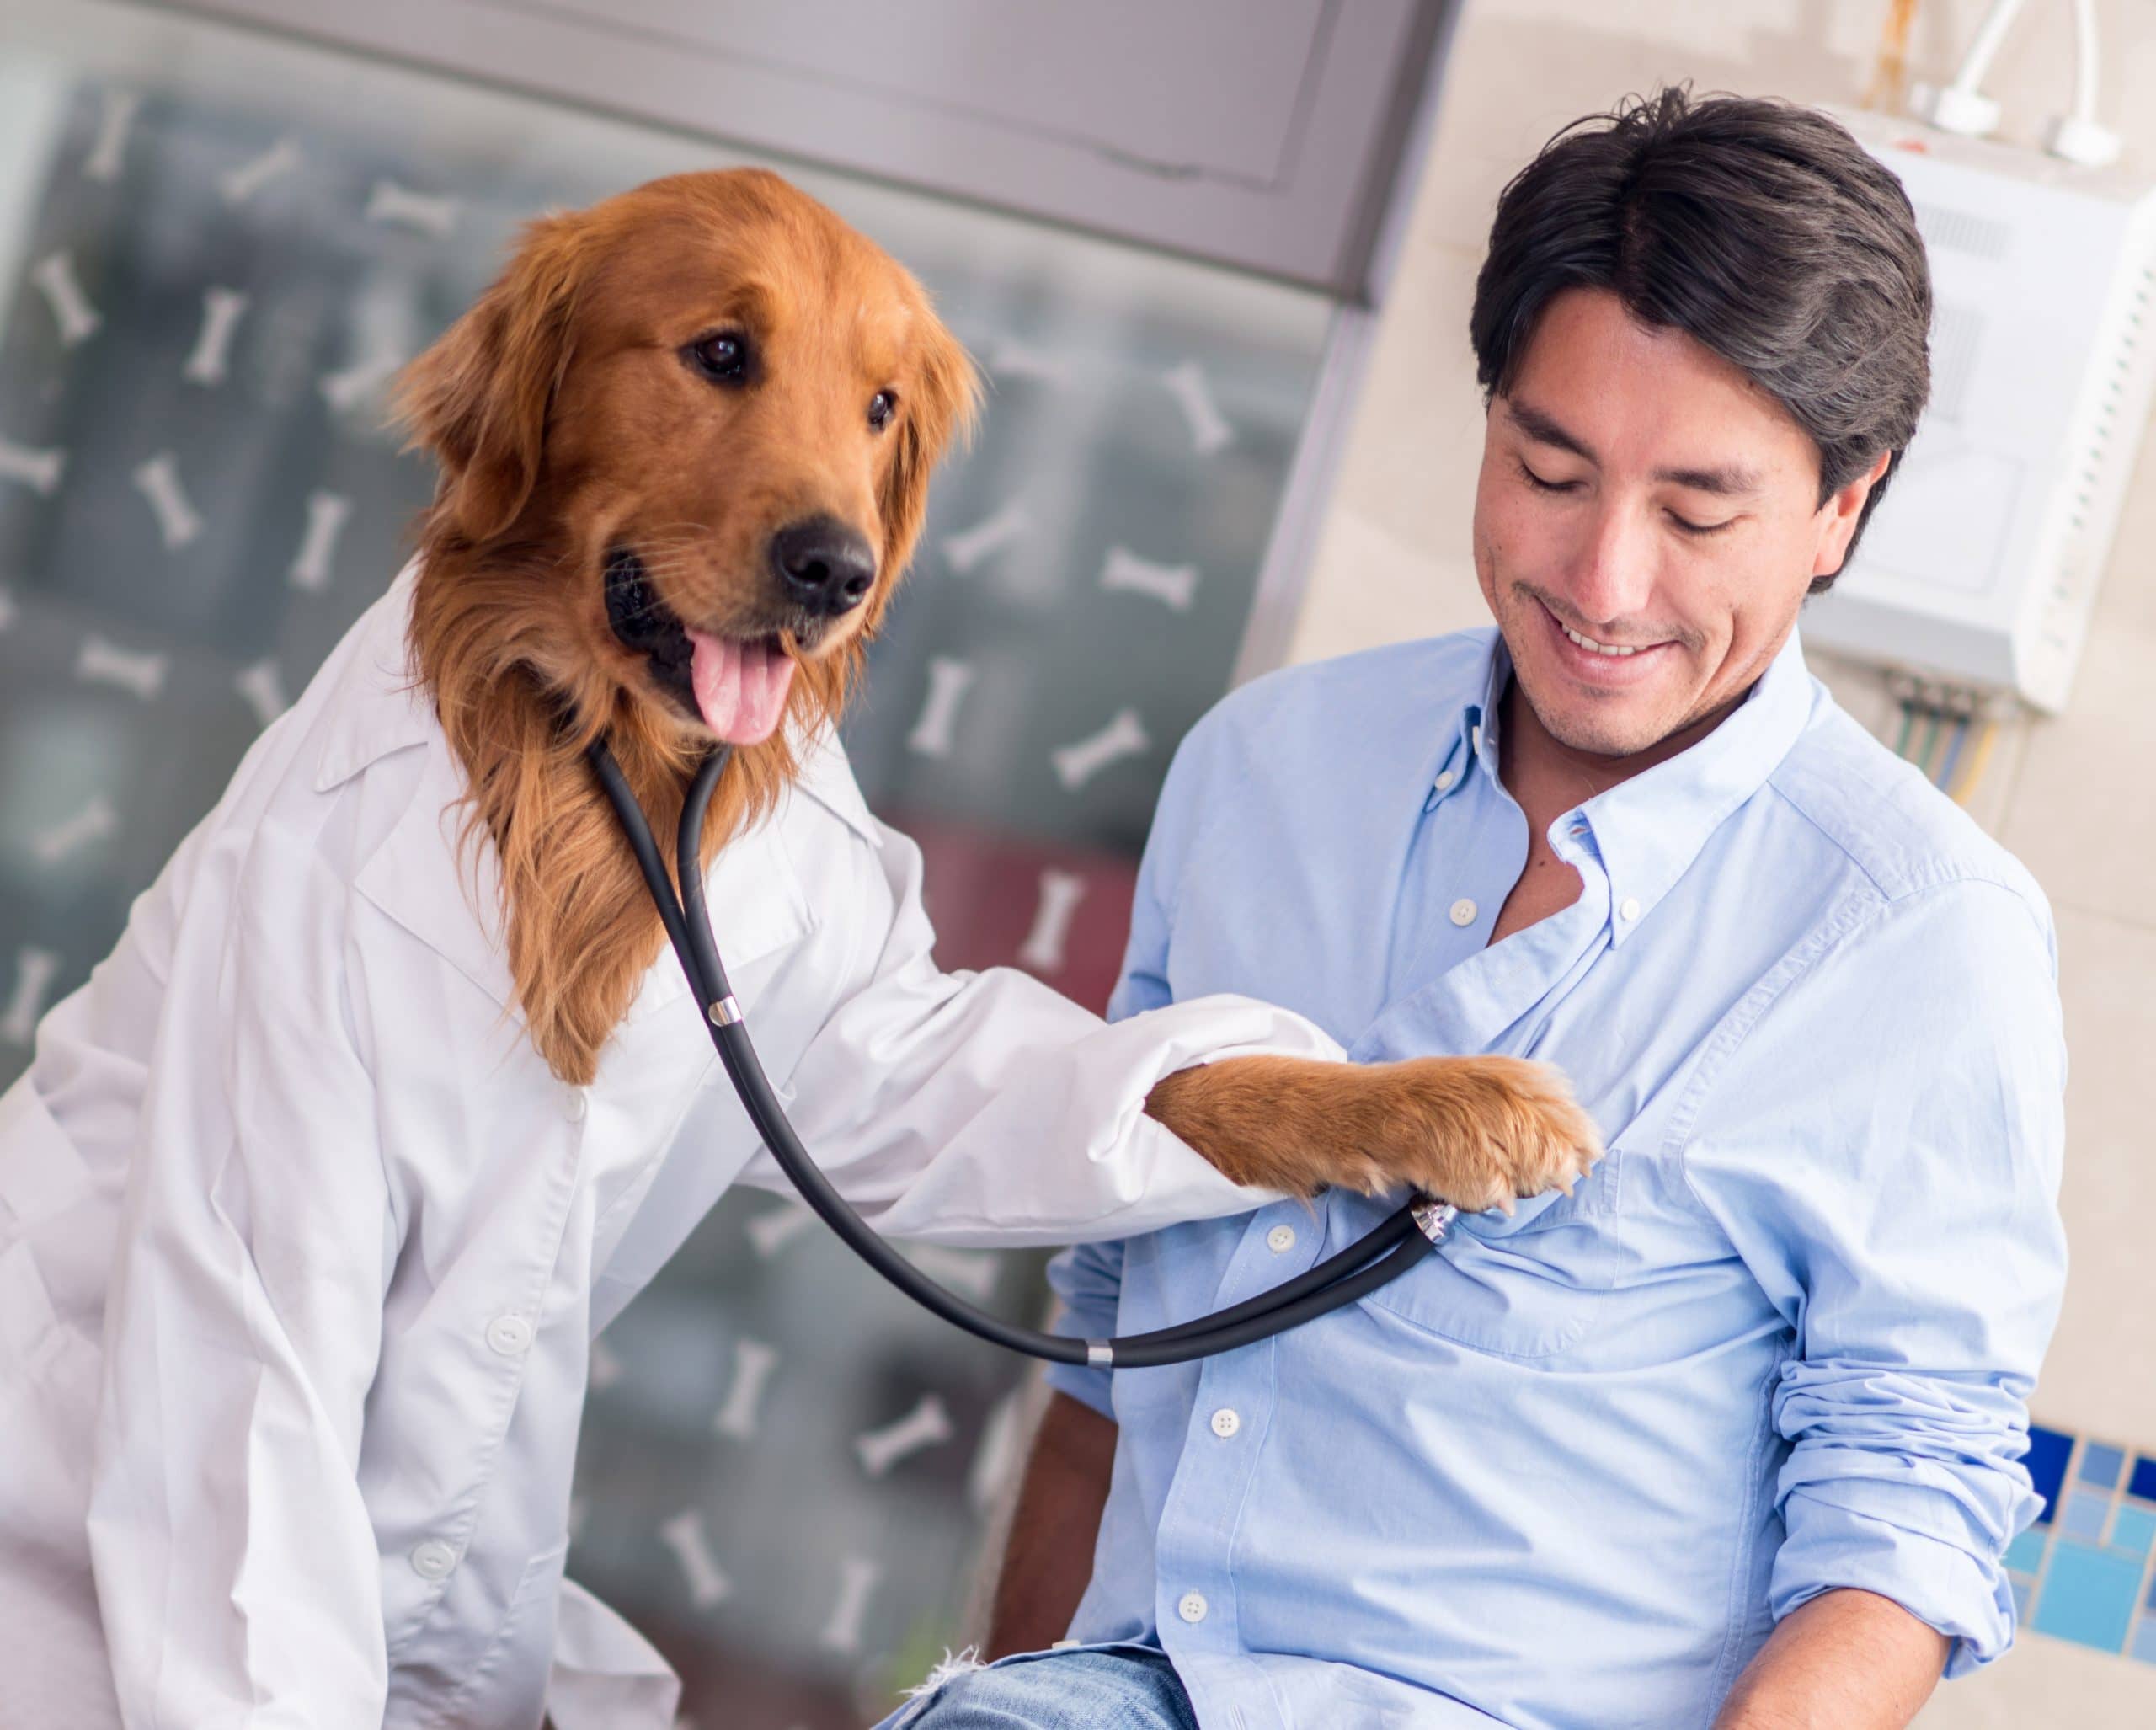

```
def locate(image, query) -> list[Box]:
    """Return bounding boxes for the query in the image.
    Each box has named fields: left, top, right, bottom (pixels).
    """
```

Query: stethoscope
left=588, top=737, right=1458, bottom=1369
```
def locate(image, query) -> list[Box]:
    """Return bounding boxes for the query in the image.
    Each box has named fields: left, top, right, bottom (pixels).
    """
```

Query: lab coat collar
left=353, top=733, right=520, bottom=1011
left=312, top=561, right=435, bottom=796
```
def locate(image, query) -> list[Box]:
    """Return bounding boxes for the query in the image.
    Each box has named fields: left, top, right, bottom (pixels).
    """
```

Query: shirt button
left=1433, top=769, right=1456, bottom=792
left=1449, top=898, right=1477, bottom=927
left=1210, top=1408, right=1241, bottom=1439
left=1266, top=1224, right=1296, bottom=1253
left=1177, top=1591, right=1209, bottom=1624
left=487, top=1313, right=534, bottom=1356
left=1619, top=897, right=1641, bottom=923
left=411, top=1539, right=457, bottom=1581
left=563, top=1087, right=589, bottom=1123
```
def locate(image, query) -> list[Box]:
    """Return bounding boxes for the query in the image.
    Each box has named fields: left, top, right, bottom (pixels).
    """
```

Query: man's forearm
left=984, top=1391, right=1118, bottom=1659
left=1713, top=1589, right=1949, bottom=1729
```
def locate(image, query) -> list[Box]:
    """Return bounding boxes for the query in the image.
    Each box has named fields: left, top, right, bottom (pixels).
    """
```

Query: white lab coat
left=0, top=565, right=1341, bottom=1729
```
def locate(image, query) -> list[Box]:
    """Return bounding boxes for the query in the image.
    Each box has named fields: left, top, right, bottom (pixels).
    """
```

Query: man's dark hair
left=1470, top=87, right=1931, bottom=590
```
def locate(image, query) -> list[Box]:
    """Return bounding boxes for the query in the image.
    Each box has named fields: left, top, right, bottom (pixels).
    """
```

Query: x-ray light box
left=1805, top=109, right=2156, bottom=712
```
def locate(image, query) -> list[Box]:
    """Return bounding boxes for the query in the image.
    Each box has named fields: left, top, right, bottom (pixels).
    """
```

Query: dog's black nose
left=771, top=517, right=876, bottom=617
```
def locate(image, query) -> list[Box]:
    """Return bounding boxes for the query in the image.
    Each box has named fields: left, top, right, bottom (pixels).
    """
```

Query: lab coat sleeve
left=86, top=823, right=394, bottom=1727
left=1682, top=881, right=2068, bottom=1677
left=733, top=815, right=1343, bottom=1248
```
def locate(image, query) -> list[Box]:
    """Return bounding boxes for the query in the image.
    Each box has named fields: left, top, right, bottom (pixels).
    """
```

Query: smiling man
left=886, top=90, right=2071, bottom=1730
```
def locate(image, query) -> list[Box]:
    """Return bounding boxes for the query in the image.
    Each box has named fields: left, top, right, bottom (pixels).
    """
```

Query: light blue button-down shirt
left=1043, top=627, right=2068, bottom=1730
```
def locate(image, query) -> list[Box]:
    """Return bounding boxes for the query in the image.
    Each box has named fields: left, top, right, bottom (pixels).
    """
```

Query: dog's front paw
left=1351, top=1055, right=1602, bottom=1214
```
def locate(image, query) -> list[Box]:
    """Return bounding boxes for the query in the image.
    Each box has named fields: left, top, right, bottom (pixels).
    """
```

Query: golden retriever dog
left=392, top=167, right=1597, bottom=1208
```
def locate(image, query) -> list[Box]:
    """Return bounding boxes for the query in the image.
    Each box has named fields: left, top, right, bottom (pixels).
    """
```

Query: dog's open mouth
left=604, top=548, right=798, bottom=745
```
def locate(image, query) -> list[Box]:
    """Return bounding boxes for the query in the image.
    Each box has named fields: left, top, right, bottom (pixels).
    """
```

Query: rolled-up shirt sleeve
left=1682, top=879, right=2068, bottom=1674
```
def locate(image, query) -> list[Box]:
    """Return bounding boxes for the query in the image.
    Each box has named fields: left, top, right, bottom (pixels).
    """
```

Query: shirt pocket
left=1345, top=1144, right=1628, bottom=1359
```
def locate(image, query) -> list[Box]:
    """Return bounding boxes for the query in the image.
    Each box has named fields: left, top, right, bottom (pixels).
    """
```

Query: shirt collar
left=1432, top=627, right=1818, bottom=946
left=1583, top=629, right=1817, bottom=943
left=1423, top=630, right=1510, bottom=810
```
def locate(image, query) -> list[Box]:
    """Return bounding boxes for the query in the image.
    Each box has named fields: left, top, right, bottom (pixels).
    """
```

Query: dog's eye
left=867, top=391, right=895, bottom=432
left=687, top=332, right=751, bottom=383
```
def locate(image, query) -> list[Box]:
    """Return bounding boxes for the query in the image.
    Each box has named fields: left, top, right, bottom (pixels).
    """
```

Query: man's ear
left=1812, top=448, right=1893, bottom=581
left=393, top=211, right=589, bottom=543
left=874, top=301, right=982, bottom=609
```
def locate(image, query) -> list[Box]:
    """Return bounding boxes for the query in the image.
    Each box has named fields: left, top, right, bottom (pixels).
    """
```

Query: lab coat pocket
left=1349, top=1145, right=1628, bottom=1359
left=423, top=1536, right=571, bottom=1730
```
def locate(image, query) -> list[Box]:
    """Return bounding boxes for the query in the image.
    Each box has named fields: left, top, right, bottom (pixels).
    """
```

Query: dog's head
left=396, top=168, right=979, bottom=746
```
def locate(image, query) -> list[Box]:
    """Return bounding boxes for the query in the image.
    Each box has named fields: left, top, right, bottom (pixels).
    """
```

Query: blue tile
left=2080, top=1442, right=2126, bottom=1490
left=2134, top=1615, right=2156, bottom=1666
left=2131, top=1455, right=2156, bottom=1504
left=2028, top=1425, right=2075, bottom=1524
left=2004, top=1526, right=2050, bottom=1573
left=2061, top=1488, right=2111, bottom=1542
left=2033, top=1540, right=2144, bottom=1653
left=2112, top=1504, right=2156, bottom=1557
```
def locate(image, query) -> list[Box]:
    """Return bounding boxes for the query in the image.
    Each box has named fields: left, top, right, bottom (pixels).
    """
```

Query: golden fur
left=393, top=168, right=1599, bottom=1204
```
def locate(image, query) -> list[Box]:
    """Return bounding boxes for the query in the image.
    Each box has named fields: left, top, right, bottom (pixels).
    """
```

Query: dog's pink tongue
left=688, top=630, right=795, bottom=745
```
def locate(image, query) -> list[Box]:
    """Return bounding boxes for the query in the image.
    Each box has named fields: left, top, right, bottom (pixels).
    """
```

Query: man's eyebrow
left=1503, top=398, right=1595, bottom=462
left=1505, top=396, right=1764, bottom=498
left=1651, top=460, right=1764, bottom=498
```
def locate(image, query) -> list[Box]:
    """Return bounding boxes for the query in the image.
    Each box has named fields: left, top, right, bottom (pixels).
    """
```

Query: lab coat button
left=487, top=1313, right=534, bottom=1356
left=1177, top=1591, right=1209, bottom=1624
left=563, top=1087, right=589, bottom=1123
left=1433, top=769, right=1456, bottom=792
left=1266, top=1225, right=1296, bottom=1253
left=1619, top=897, right=1641, bottom=923
left=411, top=1540, right=457, bottom=1581
left=1449, top=898, right=1477, bottom=926
left=1209, top=1407, right=1241, bottom=1439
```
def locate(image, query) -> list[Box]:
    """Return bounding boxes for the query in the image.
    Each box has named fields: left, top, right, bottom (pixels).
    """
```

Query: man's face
left=1472, top=286, right=1884, bottom=759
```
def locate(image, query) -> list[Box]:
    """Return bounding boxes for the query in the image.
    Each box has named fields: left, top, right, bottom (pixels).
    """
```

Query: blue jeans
left=883, top=1647, right=1197, bottom=1730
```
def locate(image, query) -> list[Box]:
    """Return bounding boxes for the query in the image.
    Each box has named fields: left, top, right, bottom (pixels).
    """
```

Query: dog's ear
left=878, top=305, right=981, bottom=587
left=395, top=211, right=588, bottom=543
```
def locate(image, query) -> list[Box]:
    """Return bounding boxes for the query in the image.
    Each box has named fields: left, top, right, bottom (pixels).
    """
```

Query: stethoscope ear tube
left=587, top=736, right=1453, bottom=1370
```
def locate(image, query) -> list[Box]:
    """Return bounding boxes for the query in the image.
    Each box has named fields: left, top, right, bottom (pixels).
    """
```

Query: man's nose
left=769, top=516, right=877, bottom=617
left=1564, top=502, right=1658, bottom=627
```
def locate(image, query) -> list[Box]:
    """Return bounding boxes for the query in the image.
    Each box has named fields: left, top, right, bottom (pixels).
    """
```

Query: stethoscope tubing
left=587, top=736, right=1454, bottom=1370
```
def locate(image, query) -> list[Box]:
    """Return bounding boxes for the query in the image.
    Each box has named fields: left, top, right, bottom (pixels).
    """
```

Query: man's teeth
left=1561, top=620, right=1646, bottom=658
